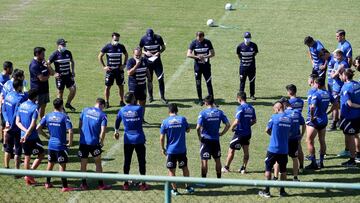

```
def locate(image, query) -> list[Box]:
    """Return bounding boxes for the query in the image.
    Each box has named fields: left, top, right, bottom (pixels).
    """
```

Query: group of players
left=1, top=28, right=359, bottom=198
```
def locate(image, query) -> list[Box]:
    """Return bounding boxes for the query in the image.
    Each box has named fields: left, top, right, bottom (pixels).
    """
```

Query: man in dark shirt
left=237, top=32, right=259, bottom=100
left=187, top=31, right=215, bottom=106
left=29, top=47, right=55, bottom=118
left=98, top=32, right=128, bottom=108
left=48, top=39, right=76, bottom=112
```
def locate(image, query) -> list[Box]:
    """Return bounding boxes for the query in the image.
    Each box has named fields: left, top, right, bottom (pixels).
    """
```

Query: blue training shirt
left=337, top=40, right=352, bottom=60
left=2, top=91, right=28, bottom=131
left=39, top=111, right=72, bottom=151
left=115, top=104, right=145, bottom=144
left=160, top=115, right=189, bottom=155
left=284, top=107, right=305, bottom=140
left=332, top=59, right=349, bottom=93
left=233, top=103, right=256, bottom=137
left=289, top=97, right=304, bottom=113
left=0, top=74, right=10, bottom=93
left=308, top=89, right=333, bottom=126
left=340, top=81, right=360, bottom=119
left=79, top=107, right=107, bottom=146
left=267, top=112, right=292, bottom=154
left=309, top=40, right=325, bottom=68
left=16, top=100, right=39, bottom=140
left=197, top=107, right=229, bottom=140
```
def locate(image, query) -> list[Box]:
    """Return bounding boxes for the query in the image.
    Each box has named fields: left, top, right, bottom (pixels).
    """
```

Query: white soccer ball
left=206, top=19, right=215, bottom=27
left=225, top=3, right=233, bottom=10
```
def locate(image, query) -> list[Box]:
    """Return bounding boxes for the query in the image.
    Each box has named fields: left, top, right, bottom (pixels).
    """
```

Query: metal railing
left=1, top=168, right=360, bottom=203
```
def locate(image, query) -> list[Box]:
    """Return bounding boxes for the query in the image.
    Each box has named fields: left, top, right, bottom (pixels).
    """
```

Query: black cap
left=146, top=29, right=154, bottom=38
left=278, top=97, right=289, bottom=105
left=56, top=38, right=67, bottom=45
left=243, top=32, right=251, bottom=38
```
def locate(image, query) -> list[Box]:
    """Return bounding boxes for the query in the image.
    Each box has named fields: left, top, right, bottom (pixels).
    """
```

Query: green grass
left=1, top=0, right=360, bottom=202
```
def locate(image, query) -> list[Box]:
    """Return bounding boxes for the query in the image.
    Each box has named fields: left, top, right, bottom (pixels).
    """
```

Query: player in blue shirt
left=114, top=92, right=149, bottom=191
left=2, top=80, right=27, bottom=170
left=0, top=61, right=13, bottom=145
left=37, top=98, right=74, bottom=192
left=329, top=49, right=349, bottom=131
left=15, top=89, right=46, bottom=185
left=336, top=29, right=352, bottom=66
left=259, top=101, right=292, bottom=198
left=304, top=36, right=326, bottom=83
left=274, top=98, right=305, bottom=181
left=285, top=84, right=306, bottom=170
left=98, top=32, right=128, bottom=108
left=237, top=32, right=259, bottom=100
left=222, top=92, right=256, bottom=174
left=126, top=48, right=150, bottom=122
left=78, top=98, right=111, bottom=190
left=187, top=31, right=215, bottom=106
left=160, top=103, right=194, bottom=195
left=305, top=78, right=336, bottom=170
left=338, top=69, right=360, bottom=166
left=196, top=95, right=230, bottom=179
left=48, top=39, right=77, bottom=112
left=29, top=47, right=55, bottom=119
left=139, top=29, right=168, bottom=104
left=318, top=48, right=334, bottom=93
left=286, top=84, right=304, bottom=113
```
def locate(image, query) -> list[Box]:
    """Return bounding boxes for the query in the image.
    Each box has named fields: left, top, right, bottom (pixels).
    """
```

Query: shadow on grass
left=192, top=187, right=259, bottom=196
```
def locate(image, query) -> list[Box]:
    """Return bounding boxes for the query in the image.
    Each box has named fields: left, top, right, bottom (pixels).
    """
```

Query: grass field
left=1, top=0, right=360, bottom=202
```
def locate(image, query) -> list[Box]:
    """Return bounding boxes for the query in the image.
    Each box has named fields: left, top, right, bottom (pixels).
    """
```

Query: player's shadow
left=290, top=187, right=360, bottom=198
left=301, top=165, right=359, bottom=176
left=169, top=98, right=200, bottom=103
left=143, top=122, right=161, bottom=128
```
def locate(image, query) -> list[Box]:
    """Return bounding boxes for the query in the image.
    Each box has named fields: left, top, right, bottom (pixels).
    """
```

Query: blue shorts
left=306, top=119, right=327, bottom=131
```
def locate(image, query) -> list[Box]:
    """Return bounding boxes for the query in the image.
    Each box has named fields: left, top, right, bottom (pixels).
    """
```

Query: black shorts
left=166, top=153, right=188, bottom=169
left=129, top=84, right=147, bottom=101
left=306, top=119, right=327, bottom=131
left=105, top=68, right=124, bottom=86
left=229, top=135, right=250, bottom=150
left=265, top=151, right=288, bottom=173
left=48, top=149, right=69, bottom=164
left=288, top=139, right=299, bottom=158
left=56, top=76, right=75, bottom=90
left=147, top=58, right=164, bottom=80
left=194, top=63, right=211, bottom=81
left=22, top=138, right=45, bottom=156
left=37, top=93, right=50, bottom=106
left=339, top=117, right=360, bottom=135
left=78, top=144, right=102, bottom=158
left=3, top=130, right=22, bottom=156
left=200, top=139, right=221, bottom=160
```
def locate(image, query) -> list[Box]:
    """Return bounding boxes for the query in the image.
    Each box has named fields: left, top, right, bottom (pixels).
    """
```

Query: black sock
left=265, top=186, right=270, bottom=193
left=224, top=166, right=229, bottom=170
left=294, top=176, right=298, bottom=180
left=201, top=173, right=206, bottom=178
left=356, top=152, right=360, bottom=157
left=280, top=187, right=285, bottom=193
left=350, top=158, right=355, bottom=162
left=196, top=80, right=202, bottom=101
left=61, top=178, right=68, bottom=188
left=217, top=173, right=221, bottom=179
left=98, top=180, right=104, bottom=186
left=46, top=177, right=51, bottom=184
left=82, top=179, right=87, bottom=185
left=273, top=176, right=278, bottom=180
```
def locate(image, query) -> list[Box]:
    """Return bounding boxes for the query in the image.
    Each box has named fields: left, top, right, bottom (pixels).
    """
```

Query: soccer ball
left=225, top=3, right=233, bottom=10
left=206, top=19, right=215, bottom=27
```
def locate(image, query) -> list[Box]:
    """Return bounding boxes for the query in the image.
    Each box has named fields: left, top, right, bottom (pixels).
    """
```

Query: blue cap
left=146, top=29, right=154, bottom=38
left=243, top=32, right=251, bottom=38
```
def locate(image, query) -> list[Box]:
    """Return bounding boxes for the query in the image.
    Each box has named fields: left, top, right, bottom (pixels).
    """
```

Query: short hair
left=354, top=55, right=360, bottom=71
left=314, top=77, right=325, bottom=87
left=133, top=47, right=141, bottom=53
left=53, top=98, right=63, bottom=110
left=28, top=89, right=38, bottom=100
left=125, top=92, right=135, bottom=104
left=237, top=91, right=247, bottom=101
left=3, top=61, right=13, bottom=70
left=33, top=47, right=46, bottom=56
left=341, top=68, right=355, bottom=80
left=112, top=32, right=120, bottom=38
left=286, top=84, right=297, bottom=95
left=279, top=97, right=290, bottom=106
left=168, top=103, right=178, bottom=114
left=309, top=73, right=318, bottom=80
left=333, top=49, right=343, bottom=56
left=12, top=69, right=24, bottom=80
left=204, top=95, right=214, bottom=105
left=196, top=31, right=205, bottom=37
left=96, top=98, right=106, bottom=106
left=318, top=48, right=329, bottom=58
left=304, top=36, right=314, bottom=45
left=12, top=79, right=23, bottom=90
left=336, top=29, right=346, bottom=36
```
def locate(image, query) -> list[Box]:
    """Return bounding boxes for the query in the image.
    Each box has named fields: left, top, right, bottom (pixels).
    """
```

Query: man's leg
left=242, top=145, right=250, bottom=169
left=59, top=163, right=68, bottom=188
left=94, top=155, right=107, bottom=187
left=57, top=90, right=64, bottom=100
left=214, top=158, right=222, bottom=178
left=168, top=168, right=177, bottom=190
left=194, top=66, right=203, bottom=103
left=248, top=68, right=256, bottom=98
left=31, top=153, right=44, bottom=170
left=80, top=158, right=88, bottom=186
left=135, top=144, right=146, bottom=175
left=298, top=140, right=304, bottom=169
left=39, top=104, right=47, bottom=119
left=224, top=148, right=235, bottom=170
left=239, top=68, right=247, bottom=93
left=305, top=125, right=318, bottom=168
left=123, top=144, right=134, bottom=175
left=66, top=86, right=76, bottom=106
left=153, top=61, right=166, bottom=101
left=203, top=65, right=214, bottom=98
left=201, top=159, right=208, bottom=178
left=147, top=66, right=154, bottom=101
left=318, top=128, right=326, bottom=167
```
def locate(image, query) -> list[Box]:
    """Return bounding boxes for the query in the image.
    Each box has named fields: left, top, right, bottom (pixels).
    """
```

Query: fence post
left=164, top=181, right=171, bottom=203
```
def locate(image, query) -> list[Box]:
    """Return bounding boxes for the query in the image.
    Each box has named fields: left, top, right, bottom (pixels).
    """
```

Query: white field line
left=0, top=0, right=33, bottom=21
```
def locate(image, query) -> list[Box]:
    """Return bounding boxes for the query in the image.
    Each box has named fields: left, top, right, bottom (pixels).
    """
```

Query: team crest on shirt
left=204, top=44, right=208, bottom=47
left=169, top=118, right=180, bottom=124
left=66, top=54, right=69, bottom=57
left=124, top=110, right=138, bottom=118
left=250, top=48, right=253, bottom=51
left=118, top=49, right=120, bottom=52
left=50, top=116, right=60, bottom=122
left=155, top=40, right=157, bottom=43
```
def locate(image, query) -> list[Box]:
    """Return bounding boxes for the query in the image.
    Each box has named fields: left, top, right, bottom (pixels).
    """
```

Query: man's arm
left=37, top=74, right=50, bottom=82
left=187, top=49, right=199, bottom=60
left=160, top=134, right=166, bottom=156
left=15, top=116, right=28, bottom=133
left=206, top=49, right=215, bottom=58
left=301, top=124, right=306, bottom=137
left=266, top=127, right=271, bottom=136
left=67, top=128, right=73, bottom=147
left=100, top=125, right=106, bottom=146
left=70, top=59, right=75, bottom=77
left=123, top=51, right=129, bottom=69
left=98, top=52, right=110, bottom=72
left=127, top=59, right=141, bottom=76
left=347, top=100, right=360, bottom=108
left=219, top=122, right=230, bottom=136
left=196, top=124, right=202, bottom=141
left=230, top=119, right=238, bottom=132
left=36, top=124, right=48, bottom=139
